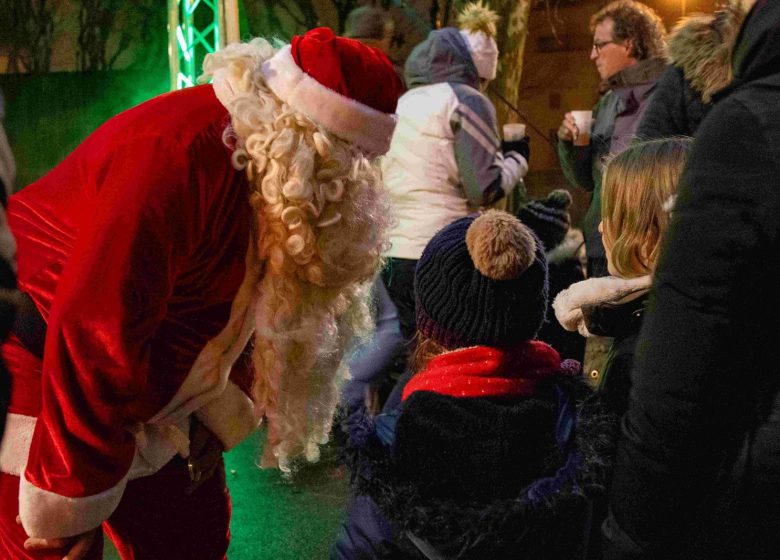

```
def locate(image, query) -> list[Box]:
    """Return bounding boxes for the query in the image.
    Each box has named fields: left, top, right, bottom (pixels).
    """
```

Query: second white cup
left=503, top=123, right=527, bottom=141
left=570, top=110, right=593, bottom=146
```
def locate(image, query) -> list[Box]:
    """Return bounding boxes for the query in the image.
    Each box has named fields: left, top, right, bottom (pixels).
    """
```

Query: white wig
left=202, top=39, right=391, bottom=472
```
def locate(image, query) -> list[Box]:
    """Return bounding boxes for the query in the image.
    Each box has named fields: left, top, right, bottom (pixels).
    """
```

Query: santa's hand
left=18, top=516, right=97, bottom=560
left=185, top=415, right=224, bottom=495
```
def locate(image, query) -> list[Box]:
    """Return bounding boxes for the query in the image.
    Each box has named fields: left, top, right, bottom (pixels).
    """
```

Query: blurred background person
left=557, top=0, right=667, bottom=279
left=344, top=6, right=394, bottom=54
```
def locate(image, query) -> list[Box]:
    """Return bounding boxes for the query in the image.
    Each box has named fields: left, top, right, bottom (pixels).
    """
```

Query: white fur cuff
left=553, top=275, right=652, bottom=336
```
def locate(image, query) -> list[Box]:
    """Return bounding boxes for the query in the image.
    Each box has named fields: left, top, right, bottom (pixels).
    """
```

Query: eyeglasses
left=592, top=39, right=618, bottom=55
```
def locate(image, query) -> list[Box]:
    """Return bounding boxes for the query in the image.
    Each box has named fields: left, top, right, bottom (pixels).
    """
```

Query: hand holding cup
left=557, top=113, right=578, bottom=142
left=557, top=111, right=592, bottom=146
left=501, top=123, right=530, bottom=162
left=570, top=110, right=593, bottom=146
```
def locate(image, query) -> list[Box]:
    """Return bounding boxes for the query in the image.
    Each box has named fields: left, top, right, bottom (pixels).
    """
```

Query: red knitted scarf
left=402, top=341, right=562, bottom=402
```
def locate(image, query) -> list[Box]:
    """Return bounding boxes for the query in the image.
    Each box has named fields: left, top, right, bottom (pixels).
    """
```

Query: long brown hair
left=601, top=137, right=692, bottom=278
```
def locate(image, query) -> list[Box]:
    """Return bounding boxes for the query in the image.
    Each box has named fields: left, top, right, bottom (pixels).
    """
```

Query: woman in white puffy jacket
left=381, top=4, right=530, bottom=341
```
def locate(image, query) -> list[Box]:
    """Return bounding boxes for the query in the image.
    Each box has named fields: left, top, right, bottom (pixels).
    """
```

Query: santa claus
left=0, top=28, right=401, bottom=559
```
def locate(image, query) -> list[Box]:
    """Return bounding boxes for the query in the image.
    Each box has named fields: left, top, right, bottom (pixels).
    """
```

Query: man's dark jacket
left=558, top=58, right=665, bottom=267
left=604, top=3, right=780, bottom=559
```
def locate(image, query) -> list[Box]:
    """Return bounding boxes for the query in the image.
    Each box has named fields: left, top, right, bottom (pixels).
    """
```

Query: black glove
left=502, top=135, right=530, bottom=164
left=185, top=416, right=224, bottom=495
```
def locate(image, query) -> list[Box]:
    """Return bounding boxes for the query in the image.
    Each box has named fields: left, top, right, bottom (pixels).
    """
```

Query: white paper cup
left=571, top=110, right=593, bottom=146
left=502, top=123, right=527, bottom=141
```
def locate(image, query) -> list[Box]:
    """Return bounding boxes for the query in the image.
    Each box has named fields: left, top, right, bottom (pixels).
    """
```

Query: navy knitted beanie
left=415, top=210, right=549, bottom=349
left=516, top=189, right=572, bottom=251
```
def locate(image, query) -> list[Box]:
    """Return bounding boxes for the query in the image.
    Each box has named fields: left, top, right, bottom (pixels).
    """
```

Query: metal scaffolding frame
left=167, top=0, right=239, bottom=91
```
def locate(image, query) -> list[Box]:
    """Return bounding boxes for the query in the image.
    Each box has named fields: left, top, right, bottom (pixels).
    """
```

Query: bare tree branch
left=76, top=0, right=161, bottom=71
left=0, top=0, right=56, bottom=73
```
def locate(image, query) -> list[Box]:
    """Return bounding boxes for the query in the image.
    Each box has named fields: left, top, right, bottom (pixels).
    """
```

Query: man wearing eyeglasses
left=557, top=0, right=667, bottom=279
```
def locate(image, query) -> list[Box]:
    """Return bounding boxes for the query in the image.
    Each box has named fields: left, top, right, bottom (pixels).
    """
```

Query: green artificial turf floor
left=105, top=428, right=350, bottom=559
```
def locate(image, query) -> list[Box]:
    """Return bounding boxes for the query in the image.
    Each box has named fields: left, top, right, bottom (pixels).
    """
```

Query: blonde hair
left=601, top=137, right=692, bottom=278
left=202, top=39, right=391, bottom=472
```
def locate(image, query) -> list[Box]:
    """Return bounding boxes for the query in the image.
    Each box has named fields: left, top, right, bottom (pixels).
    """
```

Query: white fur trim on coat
left=148, top=269, right=258, bottom=434
left=553, top=275, right=652, bottom=337
left=0, top=412, right=189, bottom=481
left=19, top=470, right=130, bottom=539
left=259, top=45, right=397, bottom=157
left=0, top=413, right=35, bottom=476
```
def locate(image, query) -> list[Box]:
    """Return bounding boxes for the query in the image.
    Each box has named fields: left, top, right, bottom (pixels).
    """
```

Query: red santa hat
left=259, top=27, right=402, bottom=155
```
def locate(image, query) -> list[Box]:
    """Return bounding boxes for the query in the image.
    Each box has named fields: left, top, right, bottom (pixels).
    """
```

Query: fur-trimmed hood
left=553, top=275, right=651, bottom=337
left=341, top=376, right=617, bottom=559
left=666, top=5, right=748, bottom=103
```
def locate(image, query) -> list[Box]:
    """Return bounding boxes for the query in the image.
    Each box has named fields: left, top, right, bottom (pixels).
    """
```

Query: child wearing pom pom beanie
left=333, top=210, right=615, bottom=560
left=518, top=189, right=586, bottom=361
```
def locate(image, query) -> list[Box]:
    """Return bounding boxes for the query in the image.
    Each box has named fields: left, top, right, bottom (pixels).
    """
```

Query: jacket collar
left=582, top=289, right=649, bottom=338
left=600, top=57, right=666, bottom=94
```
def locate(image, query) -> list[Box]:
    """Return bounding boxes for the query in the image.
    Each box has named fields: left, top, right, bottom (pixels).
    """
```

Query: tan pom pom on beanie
left=414, top=210, right=549, bottom=349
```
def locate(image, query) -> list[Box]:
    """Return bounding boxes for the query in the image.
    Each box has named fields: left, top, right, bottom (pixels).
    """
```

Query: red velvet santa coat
left=0, top=84, right=259, bottom=539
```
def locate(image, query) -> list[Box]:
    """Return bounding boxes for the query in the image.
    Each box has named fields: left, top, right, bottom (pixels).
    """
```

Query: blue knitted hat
left=414, top=210, right=549, bottom=349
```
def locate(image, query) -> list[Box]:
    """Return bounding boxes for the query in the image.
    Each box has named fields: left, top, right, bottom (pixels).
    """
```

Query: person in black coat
left=603, top=3, right=780, bottom=558
left=636, top=4, right=748, bottom=139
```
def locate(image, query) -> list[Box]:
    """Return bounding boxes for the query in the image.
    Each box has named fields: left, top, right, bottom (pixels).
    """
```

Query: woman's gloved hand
left=502, top=136, right=530, bottom=163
